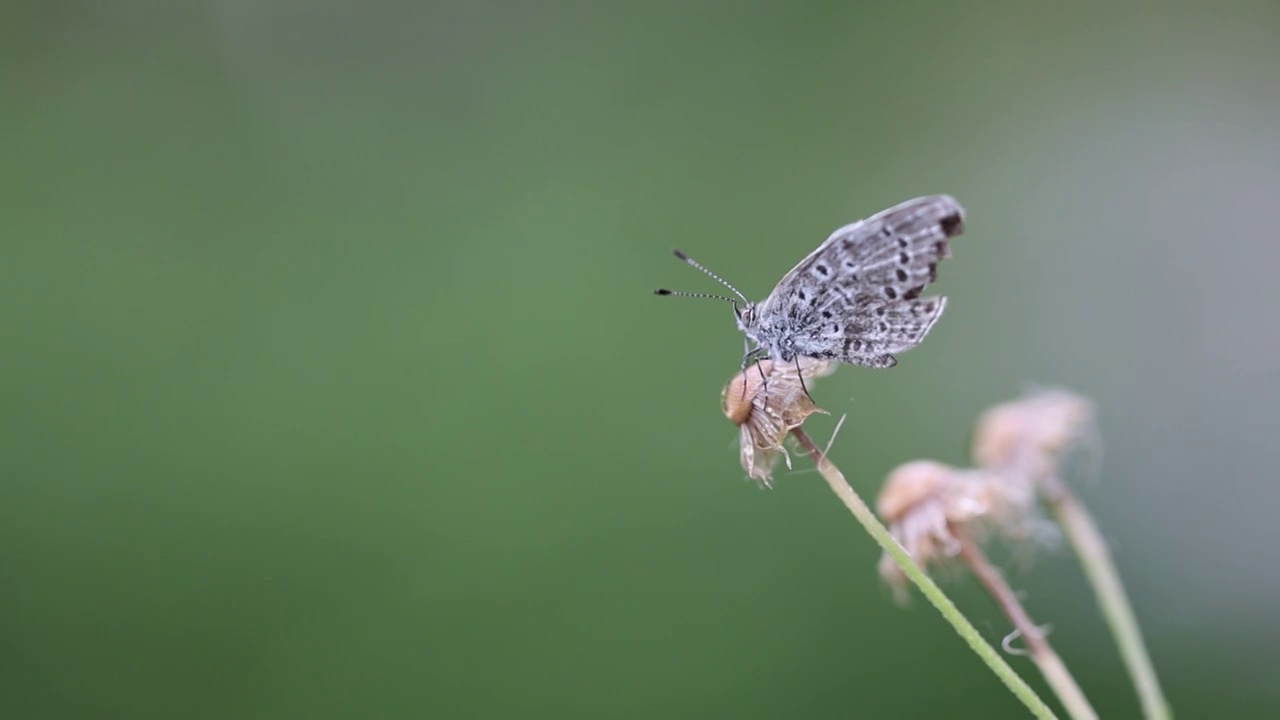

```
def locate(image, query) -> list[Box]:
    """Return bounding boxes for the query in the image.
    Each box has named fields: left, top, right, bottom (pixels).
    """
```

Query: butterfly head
left=733, top=302, right=759, bottom=333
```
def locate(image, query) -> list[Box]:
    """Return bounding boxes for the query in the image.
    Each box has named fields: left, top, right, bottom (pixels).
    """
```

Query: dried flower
left=722, top=357, right=835, bottom=487
left=876, top=458, right=1054, bottom=596
left=972, top=389, right=1097, bottom=494
left=875, top=461, right=998, bottom=598
left=876, top=390, right=1099, bottom=598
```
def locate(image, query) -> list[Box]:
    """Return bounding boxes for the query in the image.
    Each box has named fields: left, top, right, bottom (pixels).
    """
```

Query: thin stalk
left=790, top=428, right=1059, bottom=720
left=1041, top=476, right=1172, bottom=720
left=952, top=524, right=1098, bottom=720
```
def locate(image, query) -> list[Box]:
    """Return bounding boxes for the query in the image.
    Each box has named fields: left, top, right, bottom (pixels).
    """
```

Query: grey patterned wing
left=756, top=195, right=964, bottom=318
left=766, top=195, right=965, bottom=367
left=792, top=295, right=949, bottom=368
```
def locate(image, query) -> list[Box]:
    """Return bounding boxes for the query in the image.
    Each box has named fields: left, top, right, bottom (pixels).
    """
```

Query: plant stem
left=952, top=524, right=1098, bottom=720
left=790, top=428, right=1060, bottom=720
left=1041, top=476, right=1172, bottom=719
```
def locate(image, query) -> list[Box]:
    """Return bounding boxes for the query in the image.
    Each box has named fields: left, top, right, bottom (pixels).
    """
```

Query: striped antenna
left=654, top=249, right=749, bottom=305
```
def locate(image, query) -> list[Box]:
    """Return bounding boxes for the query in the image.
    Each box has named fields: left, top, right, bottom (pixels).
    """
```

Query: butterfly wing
left=756, top=195, right=965, bottom=367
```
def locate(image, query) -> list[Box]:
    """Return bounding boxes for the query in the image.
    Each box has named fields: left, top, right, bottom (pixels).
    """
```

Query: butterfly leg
left=740, top=346, right=770, bottom=400
left=793, top=354, right=815, bottom=402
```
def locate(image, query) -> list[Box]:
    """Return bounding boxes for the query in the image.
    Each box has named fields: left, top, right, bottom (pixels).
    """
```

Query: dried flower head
left=875, top=461, right=993, bottom=597
left=722, top=357, right=835, bottom=487
left=874, top=456, right=1050, bottom=600
left=972, top=389, right=1097, bottom=489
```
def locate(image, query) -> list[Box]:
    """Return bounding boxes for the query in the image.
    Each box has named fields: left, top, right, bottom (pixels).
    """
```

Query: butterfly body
left=658, top=195, right=965, bottom=370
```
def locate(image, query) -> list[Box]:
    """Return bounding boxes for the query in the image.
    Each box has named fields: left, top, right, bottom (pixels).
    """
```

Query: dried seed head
left=722, top=357, right=835, bottom=487
left=972, top=389, right=1097, bottom=485
left=876, top=461, right=967, bottom=597
left=877, top=391, right=1096, bottom=600
left=877, top=460, right=958, bottom=523
left=875, top=460, right=1035, bottom=600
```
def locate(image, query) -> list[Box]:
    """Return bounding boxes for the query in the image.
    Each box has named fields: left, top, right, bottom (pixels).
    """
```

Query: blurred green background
left=4, top=1, right=1279, bottom=718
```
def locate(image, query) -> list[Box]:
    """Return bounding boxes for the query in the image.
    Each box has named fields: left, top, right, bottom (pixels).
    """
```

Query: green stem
left=791, top=428, right=1059, bottom=720
left=953, top=524, right=1097, bottom=720
left=1043, top=477, right=1172, bottom=720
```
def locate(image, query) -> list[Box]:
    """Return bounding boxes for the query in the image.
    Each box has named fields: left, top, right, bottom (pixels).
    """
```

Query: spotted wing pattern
left=750, top=195, right=965, bottom=367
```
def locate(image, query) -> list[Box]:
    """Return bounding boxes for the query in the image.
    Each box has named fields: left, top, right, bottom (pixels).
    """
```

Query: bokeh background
left=4, top=1, right=1279, bottom=717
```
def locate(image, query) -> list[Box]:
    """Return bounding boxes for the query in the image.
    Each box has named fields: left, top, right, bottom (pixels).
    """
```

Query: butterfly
left=656, top=195, right=965, bottom=370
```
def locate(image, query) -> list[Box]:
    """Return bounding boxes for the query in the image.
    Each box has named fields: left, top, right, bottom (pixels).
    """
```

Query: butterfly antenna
left=669, top=249, right=750, bottom=305
left=652, top=288, right=739, bottom=305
